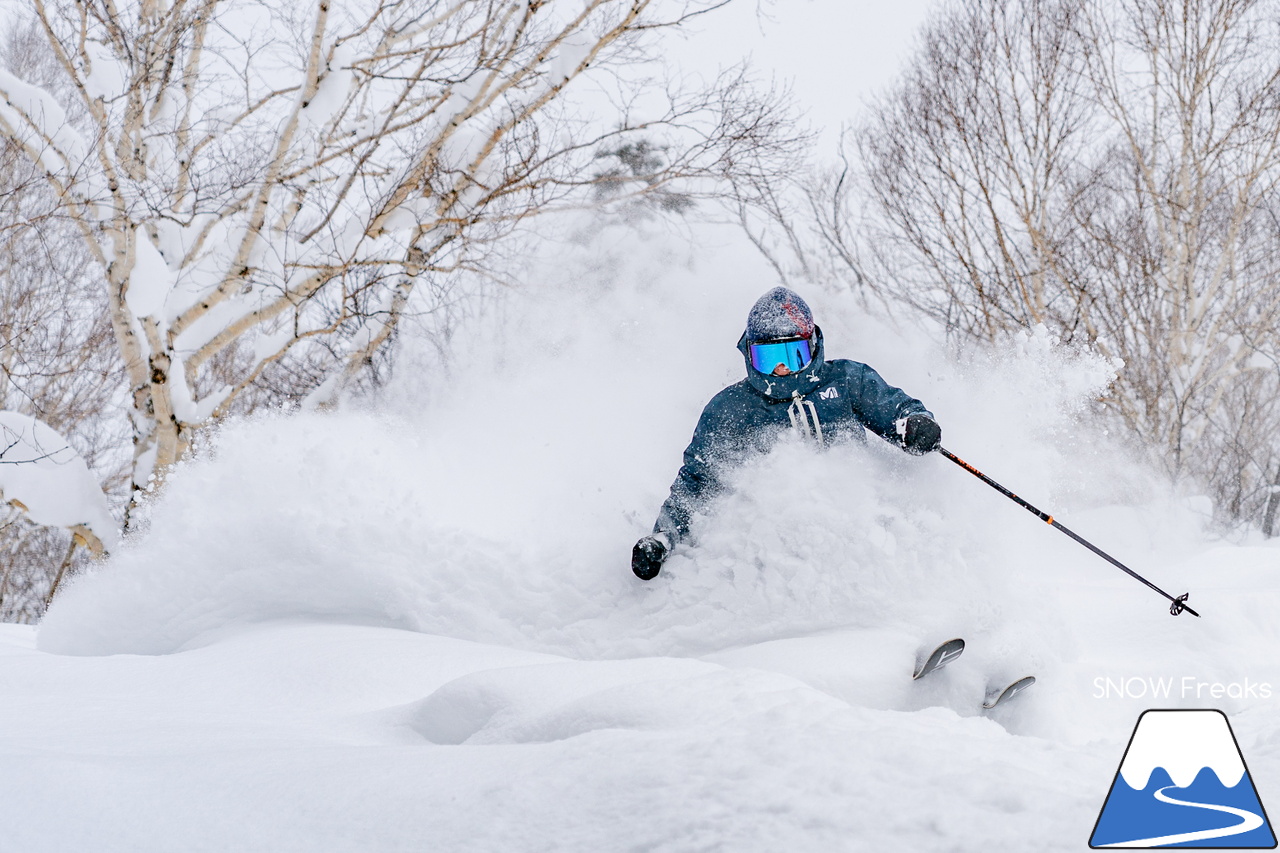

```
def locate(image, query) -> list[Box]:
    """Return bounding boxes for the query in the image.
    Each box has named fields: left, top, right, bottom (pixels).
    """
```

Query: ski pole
left=939, top=448, right=1200, bottom=617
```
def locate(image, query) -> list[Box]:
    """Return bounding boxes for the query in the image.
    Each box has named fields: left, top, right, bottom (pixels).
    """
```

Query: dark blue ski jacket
left=653, top=327, right=932, bottom=545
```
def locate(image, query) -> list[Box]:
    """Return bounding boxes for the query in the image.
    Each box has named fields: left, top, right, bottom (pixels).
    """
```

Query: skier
left=632, top=286, right=943, bottom=581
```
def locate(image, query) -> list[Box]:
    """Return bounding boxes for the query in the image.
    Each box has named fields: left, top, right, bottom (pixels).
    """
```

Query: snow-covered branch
left=0, top=412, right=116, bottom=557
left=0, top=0, right=785, bottom=519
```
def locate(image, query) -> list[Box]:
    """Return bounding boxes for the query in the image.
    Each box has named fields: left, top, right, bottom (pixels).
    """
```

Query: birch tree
left=0, top=0, right=781, bottom=521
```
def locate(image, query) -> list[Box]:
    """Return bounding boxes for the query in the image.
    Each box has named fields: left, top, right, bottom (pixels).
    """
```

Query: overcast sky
left=671, top=0, right=940, bottom=151
left=0, top=0, right=939, bottom=147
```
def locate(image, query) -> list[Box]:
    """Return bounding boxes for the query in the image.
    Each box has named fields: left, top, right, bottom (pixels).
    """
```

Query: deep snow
left=9, top=217, right=1280, bottom=851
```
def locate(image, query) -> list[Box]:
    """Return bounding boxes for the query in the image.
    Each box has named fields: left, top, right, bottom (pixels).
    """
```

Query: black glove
left=631, top=534, right=669, bottom=580
left=898, top=413, right=942, bottom=455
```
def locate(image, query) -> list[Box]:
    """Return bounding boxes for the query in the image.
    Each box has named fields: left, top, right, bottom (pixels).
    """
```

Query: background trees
left=799, top=0, right=1280, bottom=531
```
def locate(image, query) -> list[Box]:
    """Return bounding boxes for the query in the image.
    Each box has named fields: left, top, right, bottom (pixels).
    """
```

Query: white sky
left=670, top=0, right=940, bottom=151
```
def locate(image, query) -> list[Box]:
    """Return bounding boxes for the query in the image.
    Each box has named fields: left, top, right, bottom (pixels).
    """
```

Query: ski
left=912, top=638, right=965, bottom=680
left=982, top=675, right=1036, bottom=709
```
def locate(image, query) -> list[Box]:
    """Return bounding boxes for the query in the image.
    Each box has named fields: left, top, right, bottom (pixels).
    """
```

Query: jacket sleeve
left=652, top=398, right=741, bottom=546
left=848, top=362, right=932, bottom=443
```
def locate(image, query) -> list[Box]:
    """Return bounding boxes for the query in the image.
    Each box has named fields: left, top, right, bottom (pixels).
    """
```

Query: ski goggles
left=749, top=336, right=813, bottom=374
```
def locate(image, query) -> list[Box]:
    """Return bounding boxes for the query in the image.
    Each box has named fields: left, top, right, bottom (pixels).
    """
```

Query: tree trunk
left=43, top=538, right=77, bottom=611
left=1262, top=465, right=1280, bottom=538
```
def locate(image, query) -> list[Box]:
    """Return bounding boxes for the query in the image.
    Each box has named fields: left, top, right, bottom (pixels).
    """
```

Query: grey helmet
left=745, top=287, right=815, bottom=343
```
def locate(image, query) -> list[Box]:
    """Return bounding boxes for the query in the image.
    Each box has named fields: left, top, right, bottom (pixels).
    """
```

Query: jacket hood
left=737, top=325, right=828, bottom=400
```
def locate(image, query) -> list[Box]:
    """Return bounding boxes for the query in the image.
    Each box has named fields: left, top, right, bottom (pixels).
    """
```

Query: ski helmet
left=745, top=287, right=815, bottom=343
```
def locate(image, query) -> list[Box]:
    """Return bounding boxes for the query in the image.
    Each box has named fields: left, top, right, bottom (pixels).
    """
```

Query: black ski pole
left=939, top=447, right=1200, bottom=617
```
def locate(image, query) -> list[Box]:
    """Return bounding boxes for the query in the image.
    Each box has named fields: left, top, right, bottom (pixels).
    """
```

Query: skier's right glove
left=631, top=534, right=670, bottom=581
left=897, top=413, right=942, bottom=455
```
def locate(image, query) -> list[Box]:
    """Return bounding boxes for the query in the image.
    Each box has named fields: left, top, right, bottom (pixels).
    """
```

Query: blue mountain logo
left=1091, top=709, right=1276, bottom=848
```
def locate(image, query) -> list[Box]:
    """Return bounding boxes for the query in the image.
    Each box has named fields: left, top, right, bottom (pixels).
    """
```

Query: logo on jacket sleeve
left=1090, top=709, right=1276, bottom=848
left=818, top=387, right=839, bottom=400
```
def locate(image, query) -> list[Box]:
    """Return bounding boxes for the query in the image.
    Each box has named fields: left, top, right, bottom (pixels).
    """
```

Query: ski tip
left=982, top=675, right=1036, bottom=710
left=912, top=638, right=965, bottom=680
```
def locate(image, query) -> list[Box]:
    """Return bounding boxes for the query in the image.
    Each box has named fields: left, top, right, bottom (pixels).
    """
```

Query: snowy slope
left=9, top=219, right=1280, bottom=851
left=1, top=620, right=1112, bottom=852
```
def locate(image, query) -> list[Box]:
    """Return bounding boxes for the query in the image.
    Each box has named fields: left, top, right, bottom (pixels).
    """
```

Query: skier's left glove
left=632, top=533, right=670, bottom=581
left=896, top=413, right=942, bottom=455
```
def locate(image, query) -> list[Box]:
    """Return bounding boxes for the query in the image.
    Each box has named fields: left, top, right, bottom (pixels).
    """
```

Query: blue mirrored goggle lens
left=750, top=338, right=813, bottom=373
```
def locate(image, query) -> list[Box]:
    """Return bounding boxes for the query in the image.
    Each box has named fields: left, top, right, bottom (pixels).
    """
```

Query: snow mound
left=410, top=657, right=720, bottom=745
